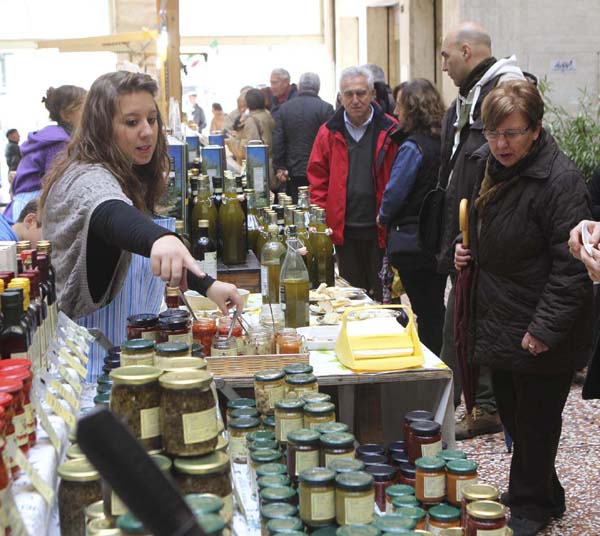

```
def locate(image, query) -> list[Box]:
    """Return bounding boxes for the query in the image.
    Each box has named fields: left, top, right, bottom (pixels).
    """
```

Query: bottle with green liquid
left=311, top=207, right=335, bottom=287
left=261, top=222, right=286, bottom=304
left=219, top=175, right=246, bottom=264
left=279, top=225, right=310, bottom=328
left=191, top=175, right=218, bottom=245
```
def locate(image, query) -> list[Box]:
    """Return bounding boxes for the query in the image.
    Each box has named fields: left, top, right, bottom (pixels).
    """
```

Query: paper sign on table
left=59, top=348, right=87, bottom=379
left=50, top=379, right=80, bottom=413
left=44, top=390, right=76, bottom=430
left=32, top=395, right=61, bottom=454
left=7, top=442, right=54, bottom=504
left=65, top=338, right=90, bottom=365
left=56, top=363, right=83, bottom=396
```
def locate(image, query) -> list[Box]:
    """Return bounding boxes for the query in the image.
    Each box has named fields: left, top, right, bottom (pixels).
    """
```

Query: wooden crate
left=217, top=250, right=260, bottom=293
left=206, top=352, right=309, bottom=381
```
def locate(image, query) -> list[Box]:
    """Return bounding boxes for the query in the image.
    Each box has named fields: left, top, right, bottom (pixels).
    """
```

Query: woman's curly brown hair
left=397, top=78, right=445, bottom=137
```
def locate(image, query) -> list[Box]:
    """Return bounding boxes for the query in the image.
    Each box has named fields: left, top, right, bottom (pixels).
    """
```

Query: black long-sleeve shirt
left=87, top=200, right=214, bottom=302
left=589, top=169, right=600, bottom=221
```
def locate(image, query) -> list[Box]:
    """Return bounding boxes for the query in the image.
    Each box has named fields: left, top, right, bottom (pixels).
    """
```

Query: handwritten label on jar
left=140, top=407, right=161, bottom=439
left=279, top=416, right=304, bottom=441
left=311, top=490, right=335, bottom=521
left=343, top=495, right=374, bottom=524
left=182, top=407, right=218, bottom=444
left=112, top=491, right=127, bottom=516
left=456, top=476, right=478, bottom=502
left=295, top=449, right=319, bottom=475
left=324, top=451, right=354, bottom=467
left=424, top=474, right=446, bottom=498
left=421, top=440, right=442, bottom=458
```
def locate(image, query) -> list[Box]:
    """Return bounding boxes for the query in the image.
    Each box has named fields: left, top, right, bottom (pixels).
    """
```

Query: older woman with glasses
left=454, top=80, right=592, bottom=536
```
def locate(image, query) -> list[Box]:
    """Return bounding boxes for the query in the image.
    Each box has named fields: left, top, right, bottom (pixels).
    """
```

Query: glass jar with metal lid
left=465, top=500, right=507, bottom=535
left=385, top=484, right=415, bottom=514
left=373, top=513, right=416, bottom=533
left=211, top=334, right=238, bottom=357
left=284, top=373, right=318, bottom=399
left=109, top=366, right=162, bottom=451
left=255, top=369, right=286, bottom=415
left=94, top=392, right=111, bottom=407
left=120, top=339, right=155, bottom=367
left=116, top=512, right=150, bottom=535
left=392, top=494, right=420, bottom=511
left=227, top=398, right=257, bottom=419
left=355, top=443, right=386, bottom=459
left=155, top=341, right=191, bottom=361
left=159, top=370, right=218, bottom=456
left=266, top=516, right=304, bottom=535
left=436, top=449, right=467, bottom=464
left=415, top=456, right=446, bottom=505
left=250, top=450, right=285, bottom=494
left=157, top=357, right=207, bottom=373
left=249, top=438, right=280, bottom=454
left=336, top=526, right=379, bottom=536
left=286, top=429, right=320, bottom=482
left=301, top=392, right=331, bottom=404
left=66, top=443, right=86, bottom=460
left=263, top=415, right=276, bottom=432
left=85, top=500, right=105, bottom=525
left=387, top=440, right=405, bottom=457
left=196, top=513, right=226, bottom=536
left=127, top=313, right=160, bottom=341
left=185, top=493, right=224, bottom=517
left=158, top=311, right=192, bottom=346
left=460, top=484, right=500, bottom=528
left=403, top=410, right=434, bottom=460
left=275, top=398, right=305, bottom=444
left=398, top=462, right=416, bottom=487
left=335, top=471, right=374, bottom=526
left=58, top=459, right=102, bottom=536
left=315, top=422, right=349, bottom=435
left=446, top=459, right=478, bottom=507
left=408, top=421, right=442, bottom=463
left=298, top=467, right=335, bottom=527
left=173, top=451, right=233, bottom=523
left=260, top=503, right=298, bottom=536
left=260, top=485, right=297, bottom=507
left=215, top=435, right=228, bottom=453
left=228, top=416, right=261, bottom=463
left=256, top=462, right=288, bottom=480
left=327, top=457, right=364, bottom=474
left=319, top=432, right=355, bottom=466
left=258, top=474, right=292, bottom=491
left=86, top=518, right=122, bottom=536
left=303, top=402, right=335, bottom=430
left=428, top=503, right=461, bottom=532
left=365, top=463, right=398, bottom=512
left=231, top=407, right=260, bottom=419
left=247, top=429, right=276, bottom=447
left=284, top=363, right=313, bottom=376
left=394, top=505, right=427, bottom=530
left=438, top=529, right=465, bottom=536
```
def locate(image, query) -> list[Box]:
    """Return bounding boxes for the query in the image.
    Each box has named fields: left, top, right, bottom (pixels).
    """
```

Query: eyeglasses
left=484, top=126, right=530, bottom=142
left=342, top=89, right=369, bottom=99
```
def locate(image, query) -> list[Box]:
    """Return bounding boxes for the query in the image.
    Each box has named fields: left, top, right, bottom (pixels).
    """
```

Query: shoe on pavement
left=508, top=516, right=545, bottom=536
left=455, top=407, right=503, bottom=440
left=501, top=492, right=565, bottom=519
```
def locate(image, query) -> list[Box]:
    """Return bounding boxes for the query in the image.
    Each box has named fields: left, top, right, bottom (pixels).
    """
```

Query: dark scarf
left=459, top=57, right=497, bottom=97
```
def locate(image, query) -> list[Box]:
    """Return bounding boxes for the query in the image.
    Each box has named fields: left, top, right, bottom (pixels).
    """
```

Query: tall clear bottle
left=312, top=207, right=335, bottom=288
left=256, top=210, right=275, bottom=261
left=294, top=210, right=314, bottom=287
left=219, top=175, right=246, bottom=265
left=261, top=223, right=286, bottom=305
left=245, top=189, right=262, bottom=258
left=279, top=225, right=310, bottom=328
left=192, top=175, right=218, bottom=245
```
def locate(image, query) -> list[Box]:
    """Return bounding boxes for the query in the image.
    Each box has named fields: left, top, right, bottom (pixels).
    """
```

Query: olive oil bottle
left=219, top=175, right=246, bottom=264
left=311, top=207, right=335, bottom=287
left=191, top=175, right=218, bottom=245
left=279, top=225, right=310, bottom=328
left=261, top=222, right=286, bottom=304
left=246, top=189, right=261, bottom=258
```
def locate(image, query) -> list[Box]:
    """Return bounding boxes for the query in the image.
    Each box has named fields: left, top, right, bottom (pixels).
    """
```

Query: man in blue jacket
left=0, top=200, right=42, bottom=243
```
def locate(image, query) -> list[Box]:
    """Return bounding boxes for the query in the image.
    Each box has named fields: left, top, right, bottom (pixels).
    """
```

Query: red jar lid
left=0, top=379, right=22, bottom=395
left=0, top=369, right=30, bottom=382
left=0, top=359, right=32, bottom=371
left=0, top=393, right=13, bottom=407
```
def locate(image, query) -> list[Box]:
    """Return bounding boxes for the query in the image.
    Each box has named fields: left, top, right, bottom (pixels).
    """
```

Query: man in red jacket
left=307, top=66, right=398, bottom=301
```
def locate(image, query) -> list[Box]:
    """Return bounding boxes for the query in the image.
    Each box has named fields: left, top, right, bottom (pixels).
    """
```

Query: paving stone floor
left=456, top=384, right=600, bottom=535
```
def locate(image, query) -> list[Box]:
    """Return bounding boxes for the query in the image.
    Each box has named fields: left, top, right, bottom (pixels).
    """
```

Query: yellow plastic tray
left=334, top=304, right=424, bottom=372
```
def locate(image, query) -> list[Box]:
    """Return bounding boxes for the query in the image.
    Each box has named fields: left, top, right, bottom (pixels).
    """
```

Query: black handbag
left=387, top=221, right=421, bottom=257
left=417, top=184, right=446, bottom=254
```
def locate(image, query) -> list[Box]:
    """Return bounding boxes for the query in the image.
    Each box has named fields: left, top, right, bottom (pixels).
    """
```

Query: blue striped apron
left=77, top=216, right=175, bottom=381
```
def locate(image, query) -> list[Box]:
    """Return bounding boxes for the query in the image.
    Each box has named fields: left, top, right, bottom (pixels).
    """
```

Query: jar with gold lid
left=156, top=357, right=207, bottom=372
left=58, top=459, right=102, bottom=536
left=159, top=370, right=218, bottom=456
left=109, top=366, right=162, bottom=451
left=120, top=339, right=155, bottom=367
left=85, top=500, right=105, bottom=525
left=228, top=416, right=261, bottom=463
left=319, top=432, right=355, bottom=467
left=415, top=456, right=446, bottom=505
left=86, top=518, right=122, bottom=535
left=286, top=428, right=320, bottom=482
left=66, top=443, right=86, bottom=460
left=284, top=373, right=318, bottom=399
left=446, top=459, right=478, bottom=506
left=460, top=483, right=500, bottom=528
left=301, top=392, right=331, bottom=404
left=303, top=402, right=335, bottom=430
left=174, top=451, right=233, bottom=523
left=428, top=503, right=461, bottom=532
left=465, top=500, right=507, bottom=536
left=255, top=369, right=286, bottom=415
left=275, top=398, right=305, bottom=444
left=298, top=467, right=335, bottom=528
left=334, top=471, right=374, bottom=526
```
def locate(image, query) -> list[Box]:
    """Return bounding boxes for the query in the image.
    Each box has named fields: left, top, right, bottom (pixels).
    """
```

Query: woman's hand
left=454, top=243, right=472, bottom=271
left=206, top=281, right=244, bottom=316
left=150, top=235, right=205, bottom=287
left=521, top=331, right=549, bottom=356
left=569, top=220, right=600, bottom=260
left=580, top=247, right=600, bottom=282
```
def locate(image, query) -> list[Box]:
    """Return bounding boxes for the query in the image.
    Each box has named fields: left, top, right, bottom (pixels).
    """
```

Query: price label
left=7, top=441, right=54, bottom=504
left=57, top=364, right=83, bottom=396
left=65, top=338, right=90, bottom=365
left=32, top=395, right=61, bottom=453
left=44, top=390, right=76, bottom=430
left=50, top=379, right=80, bottom=413
left=59, top=348, right=87, bottom=379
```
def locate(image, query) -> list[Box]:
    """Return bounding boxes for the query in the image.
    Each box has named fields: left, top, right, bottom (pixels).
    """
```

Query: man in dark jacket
left=437, top=22, right=525, bottom=439
left=307, top=66, right=398, bottom=301
left=269, top=68, right=298, bottom=116
left=272, top=72, right=334, bottom=203
left=5, top=128, right=21, bottom=172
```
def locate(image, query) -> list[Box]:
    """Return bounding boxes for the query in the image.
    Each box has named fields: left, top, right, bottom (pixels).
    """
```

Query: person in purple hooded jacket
left=4, top=84, right=86, bottom=223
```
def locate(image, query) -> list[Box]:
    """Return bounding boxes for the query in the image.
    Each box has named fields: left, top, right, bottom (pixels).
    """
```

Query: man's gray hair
left=298, top=72, right=320, bottom=93
left=271, top=68, right=291, bottom=81
left=362, top=64, right=386, bottom=83
left=339, top=66, right=374, bottom=92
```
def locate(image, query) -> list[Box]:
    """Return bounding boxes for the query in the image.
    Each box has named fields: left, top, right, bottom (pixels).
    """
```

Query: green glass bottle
left=191, top=175, right=218, bottom=245
left=246, top=189, right=261, bottom=258
left=279, top=225, right=310, bottom=328
left=312, top=207, right=335, bottom=287
left=294, top=209, right=313, bottom=288
left=256, top=210, right=275, bottom=261
left=219, top=176, right=247, bottom=264
left=261, top=222, right=286, bottom=304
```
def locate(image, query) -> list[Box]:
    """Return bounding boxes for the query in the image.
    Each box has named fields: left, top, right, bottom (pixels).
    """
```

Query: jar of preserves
left=0, top=378, right=27, bottom=453
left=157, top=357, right=207, bottom=373
left=365, top=463, right=397, bottom=512
left=276, top=329, right=304, bottom=354
left=301, top=392, right=331, bottom=404
left=255, top=369, right=286, bottom=415
left=85, top=500, right=105, bottom=525
left=0, top=366, right=35, bottom=447
left=415, top=456, right=446, bottom=505
left=247, top=429, right=276, bottom=446
left=266, top=516, right=304, bottom=536
left=436, top=449, right=467, bottom=464
left=0, top=392, right=16, bottom=475
left=284, top=373, right=318, bottom=399
left=94, top=392, right=111, bottom=407
left=319, top=432, right=355, bottom=466
left=465, top=500, right=507, bottom=536
left=428, top=503, right=461, bottom=532
left=327, top=457, right=364, bottom=474
left=355, top=443, right=386, bottom=459
left=155, top=341, right=190, bottom=361
left=228, top=416, right=261, bottom=463
left=460, top=484, right=500, bottom=528
left=260, top=503, right=298, bottom=536
left=284, top=363, right=313, bottom=376
left=263, top=415, right=276, bottom=432
left=403, top=410, right=434, bottom=457
left=286, top=428, right=320, bottom=481
left=255, top=462, right=288, bottom=483
left=387, top=440, right=405, bottom=457
left=248, top=438, right=280, bottom=454
left=159, top=370, right=217, bottom=456
left=373, top=513, right=416, bottom=533
left=391, top=450, right=410, bottom=467
left=336, top=526, right=379, bottom=536
left=244, top=327, right=275, bottom=356
left=193, top=317, right=218, bottom=357
left=227, top=398, right=257, bottom=420
left=58, top=459, right=102, bottom=536
left=275, top=398, right=305, bottom=444
left=438, top=529, right=465, bottom=536
left=385, top=484, right=415, bottom=514
left=127, top=314, right=160, bottom=341
left=315, top=422, right=349, bottom=435
left=250, top=450, right=284, bottom=494
left=392, top=494, right=420, bottom=510
left=110, top=366, right=162, bottom=451
left=217, top=316, right=244, bottom=354
left=361, top=454, right=389, bottom=467
left=260, top=485, right=297, bottom=507
left=335, top=471, right=374, bottom=526
left=298, top=467, right=335, bottom=528
left=173, top=451, right=233, bottom=523
left=394, top=505, right=427, bottom=530
left=303, top=402, right=335, bottom=430
left=231, top=407, right=260, bottom=419
left=398, top=462, right=416, bottom=486
left=120, top=339, right=155, bottom=367
left=158, top=312, right=193, bottom=346
left=408, top=421, right=442, bottom=463
left=446, top=459, right=478, bottom=506
left=258, top=474, right=292, bottom=491
left=185, top=493, right=224, bottom=517
left=66, top=444, right=86, bottom=460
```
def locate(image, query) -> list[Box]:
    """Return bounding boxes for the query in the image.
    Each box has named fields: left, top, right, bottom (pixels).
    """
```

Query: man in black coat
left=272, top=72, right=334, bottom=203
left=5, top=128, right=21, bottom=172
left=269, top=68, right=298, bottom=116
